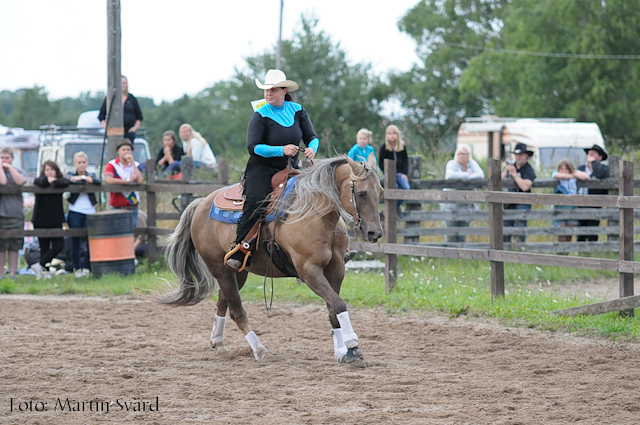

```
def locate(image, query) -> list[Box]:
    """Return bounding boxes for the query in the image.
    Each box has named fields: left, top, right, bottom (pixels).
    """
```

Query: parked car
left=37, top=110, right=151, bottom=176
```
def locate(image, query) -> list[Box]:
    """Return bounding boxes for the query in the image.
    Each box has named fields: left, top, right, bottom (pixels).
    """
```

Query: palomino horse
left=158, top=155, right=383, bottom=367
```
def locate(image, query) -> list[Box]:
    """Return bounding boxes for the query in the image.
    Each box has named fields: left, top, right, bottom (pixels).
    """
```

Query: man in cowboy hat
left=501, top=143, right=537, bottom=243
left=576, top=144, right=609, bottom=242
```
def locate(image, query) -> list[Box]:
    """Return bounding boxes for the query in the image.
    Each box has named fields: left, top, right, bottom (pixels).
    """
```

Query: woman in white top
left=440, top=144, right=485, bottom=243
left=67, top=151, right=102, bottom=277
left=179, top=123, right=217, bottom=169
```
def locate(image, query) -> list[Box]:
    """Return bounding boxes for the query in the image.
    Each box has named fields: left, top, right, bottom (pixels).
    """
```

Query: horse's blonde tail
left=155, top=197, right=216, bottom=306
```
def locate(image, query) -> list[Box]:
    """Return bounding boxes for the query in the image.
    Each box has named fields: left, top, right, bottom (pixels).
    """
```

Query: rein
left=349, top=162, right=372, bottom=233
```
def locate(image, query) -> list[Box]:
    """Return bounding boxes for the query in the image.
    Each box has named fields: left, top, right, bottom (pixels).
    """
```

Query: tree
left=393, top=0, right=505, bottom=150
left=3, top=87, right=59, bottom=129
left=459, top=0, right=640, bottom=145
left=145, top=16, right=386, bottom=159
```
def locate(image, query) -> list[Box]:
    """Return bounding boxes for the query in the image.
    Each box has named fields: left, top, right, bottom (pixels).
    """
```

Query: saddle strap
left=262, top=224, right=298, bottom=278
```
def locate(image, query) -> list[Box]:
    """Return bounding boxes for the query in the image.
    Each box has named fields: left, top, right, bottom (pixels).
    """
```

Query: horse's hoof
left=210, top=340, right=228, bottom=351
left=338, top=346, right=366, bottom=368
left=344, top=250, right=358, bottom=263
left=254, top=346, right=272, bottom=361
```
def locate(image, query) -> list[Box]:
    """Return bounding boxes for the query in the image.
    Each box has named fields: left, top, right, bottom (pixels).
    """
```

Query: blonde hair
left=356, top=128, right=373, bottom=143
left=73, top=151, right=88, bottom=163
left=384, top=125, right=405, bottom=152
left=0, top=147, right=14, bottom=157
left=179, top=123, right=208, bottom=156
left=557, top=158, right=575, bottom=173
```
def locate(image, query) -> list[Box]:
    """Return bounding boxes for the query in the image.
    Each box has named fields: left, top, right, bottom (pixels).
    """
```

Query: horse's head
left=341, top=154, right=384, bottom=243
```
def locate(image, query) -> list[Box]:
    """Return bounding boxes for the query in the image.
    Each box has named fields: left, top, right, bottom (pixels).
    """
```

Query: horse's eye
left=357, top=191, right=367, bottom=199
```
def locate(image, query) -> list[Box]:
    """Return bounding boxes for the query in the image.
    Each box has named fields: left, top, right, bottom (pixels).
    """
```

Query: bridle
left=349, top=162, right=373, bottom=231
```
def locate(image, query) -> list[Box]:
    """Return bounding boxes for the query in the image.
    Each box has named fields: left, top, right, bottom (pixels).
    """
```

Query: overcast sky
left=0, top=0, right=421, bottom=103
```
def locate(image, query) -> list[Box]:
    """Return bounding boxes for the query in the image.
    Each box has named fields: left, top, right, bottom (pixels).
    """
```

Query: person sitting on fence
left=501, top=143, right=536, bottom=244
left=347, top=128, right=377, bottom=163
left=378, top=124, right=409, bottom=213
left=105, top=139, right=144, bottom=229
left=576, top=144, right=609, bottom=242
left=0, top=147, right=27, bottom=279
left=156, top=130, right=183, bottom=176
left=179, top=123, right=217, bottom=169
left=440, top=144, right=485, bottom=243
left=551, top=158, right=589, bottom=244
left=67, top=151, right=101, bottom=278
left=32, top=161, right=70, bottom=280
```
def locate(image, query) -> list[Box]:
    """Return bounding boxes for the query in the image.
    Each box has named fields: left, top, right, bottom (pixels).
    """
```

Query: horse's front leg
left=300, top=259, right=365, bottom=368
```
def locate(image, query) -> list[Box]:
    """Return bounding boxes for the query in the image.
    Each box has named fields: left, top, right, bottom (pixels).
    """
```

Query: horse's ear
left=367, top=152, right=376, bottom=170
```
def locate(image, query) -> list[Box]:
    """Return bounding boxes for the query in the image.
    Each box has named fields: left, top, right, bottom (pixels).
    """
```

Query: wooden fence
left=0, top=157, right=228, bottom=271
left=349, top=158, right=639, bottom=317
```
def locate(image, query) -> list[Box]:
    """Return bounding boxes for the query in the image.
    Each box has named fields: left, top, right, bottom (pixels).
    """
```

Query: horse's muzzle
left=367, top=230, right=383, bottom=243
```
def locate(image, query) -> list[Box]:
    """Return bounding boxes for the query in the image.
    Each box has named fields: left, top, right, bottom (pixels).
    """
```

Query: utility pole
left=276, top=0, right=283, bottom=69
left=106, top=0, right=123, bottom=161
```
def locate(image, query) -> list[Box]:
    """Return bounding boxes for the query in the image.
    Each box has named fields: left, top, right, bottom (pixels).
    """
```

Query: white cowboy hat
left=255, top=69, right=299, bottom=92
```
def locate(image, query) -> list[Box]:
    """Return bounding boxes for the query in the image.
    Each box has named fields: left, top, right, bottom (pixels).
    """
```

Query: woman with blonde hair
left=67, top=151, right=102, bottom=277
left=378, top=124, right=410, bottom=211
left=179, top=123, right=217, bottom=169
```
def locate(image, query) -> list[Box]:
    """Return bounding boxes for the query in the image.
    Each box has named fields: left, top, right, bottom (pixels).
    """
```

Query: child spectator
left=105, top=139, right=144, bottom=229
left=347, top=128, right=377, bottom=163
left=0, top=147, right=27, bottom=279
left=32, top=161, right=70, bottom=279
left=552, top=158, right=588, bottom=243
left=156, top=130, right=183, bottom=176
left=67, top=151, right=101, bottom=278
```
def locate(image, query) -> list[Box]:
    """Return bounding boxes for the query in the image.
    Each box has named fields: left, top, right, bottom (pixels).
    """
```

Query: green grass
left=2, top=255, right=639, bottom=341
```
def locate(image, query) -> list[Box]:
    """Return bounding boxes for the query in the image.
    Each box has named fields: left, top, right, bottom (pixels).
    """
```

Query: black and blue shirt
left=246, top=101, right=319, bottom=169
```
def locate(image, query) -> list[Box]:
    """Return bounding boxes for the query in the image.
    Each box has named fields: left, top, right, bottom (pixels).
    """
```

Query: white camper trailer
left=457, top=117, right=606, bottom=170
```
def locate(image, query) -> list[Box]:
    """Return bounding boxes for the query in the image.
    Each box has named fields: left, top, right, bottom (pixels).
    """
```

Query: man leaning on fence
left=576, top=144, right=609, bottom=242
left=501, top=143, right=536, bottom=244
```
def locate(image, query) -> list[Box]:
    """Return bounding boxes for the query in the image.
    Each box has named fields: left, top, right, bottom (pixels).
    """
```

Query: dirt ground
left=1, top=294, right=639, bottom=425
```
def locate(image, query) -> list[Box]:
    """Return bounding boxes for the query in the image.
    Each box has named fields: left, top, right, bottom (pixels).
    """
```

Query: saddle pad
left=209, top=177, right=298, bottom=224
left=214, top=183, right=244, bottom=211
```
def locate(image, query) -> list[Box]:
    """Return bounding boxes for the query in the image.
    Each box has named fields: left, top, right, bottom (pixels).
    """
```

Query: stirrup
left=224, top=244, right=251, bottom=272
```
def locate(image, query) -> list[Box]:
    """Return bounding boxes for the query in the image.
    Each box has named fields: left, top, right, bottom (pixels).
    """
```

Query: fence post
left=384, top=159, right=397, bottom=293
left=217, top=158, right=229, bottom=185
left=607, top=155, right=621, bottom=243
left=145, top=159, right=157, bottom=269
left=181, top=156, right=194, bottom=212
left=619, top=159, right=634, bottom=317
left=404, top=156, right=423, bottom=244
left=488, top=159, right=505, bottom=299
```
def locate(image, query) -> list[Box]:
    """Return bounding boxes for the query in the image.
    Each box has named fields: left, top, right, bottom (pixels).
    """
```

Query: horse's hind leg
left=215, top=267, right=270, bottom=361
left=210, top=271, right=248, bottom=350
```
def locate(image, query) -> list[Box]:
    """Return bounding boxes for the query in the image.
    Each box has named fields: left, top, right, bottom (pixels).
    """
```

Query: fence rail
left=376, top=158, right=638, bottom=317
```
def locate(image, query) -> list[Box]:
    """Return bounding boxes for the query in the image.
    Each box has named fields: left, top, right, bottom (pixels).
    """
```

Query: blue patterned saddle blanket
left=209, top=177, right=298, bottom=224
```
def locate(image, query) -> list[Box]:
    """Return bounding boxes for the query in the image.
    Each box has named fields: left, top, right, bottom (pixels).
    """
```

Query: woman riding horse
left=225, top=69, right=319, bottom=271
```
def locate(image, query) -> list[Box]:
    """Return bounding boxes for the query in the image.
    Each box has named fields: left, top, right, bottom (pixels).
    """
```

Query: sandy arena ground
left=1, top=294, right=639, bottom=424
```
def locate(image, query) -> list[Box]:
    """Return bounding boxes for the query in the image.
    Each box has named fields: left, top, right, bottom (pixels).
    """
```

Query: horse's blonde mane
left=282, top=156, right=376, bottom=224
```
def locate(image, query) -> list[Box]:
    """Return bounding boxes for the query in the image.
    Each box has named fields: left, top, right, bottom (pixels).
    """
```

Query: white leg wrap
left=332, top=328, right=348, bottom=361
left=337, top=311, right=358, bottom=348
left=210, top=315, right=226, bottom=345
left=245, top=331, right=266, bottom=360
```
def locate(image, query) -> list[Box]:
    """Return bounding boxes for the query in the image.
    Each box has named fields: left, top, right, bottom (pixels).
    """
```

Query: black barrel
left=88, top=210, right=136, bottom=278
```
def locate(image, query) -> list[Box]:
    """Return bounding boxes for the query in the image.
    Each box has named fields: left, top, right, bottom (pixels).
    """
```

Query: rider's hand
left=303, top=148, right=316, bottom=160
left=283, top=144, right=299, bottom=157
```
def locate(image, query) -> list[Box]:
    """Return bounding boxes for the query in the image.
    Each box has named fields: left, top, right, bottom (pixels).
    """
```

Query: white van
left=37, top=110, right=151, bottom=176
left=457, top=116, right=606, bottom=170
left=0, top=126, right=40, bottom=179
